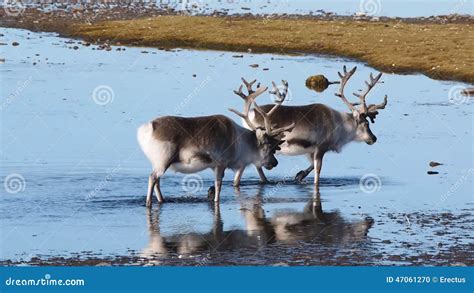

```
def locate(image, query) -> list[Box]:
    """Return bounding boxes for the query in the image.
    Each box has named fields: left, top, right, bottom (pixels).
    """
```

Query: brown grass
left=70, top=16, right=473, bottom=83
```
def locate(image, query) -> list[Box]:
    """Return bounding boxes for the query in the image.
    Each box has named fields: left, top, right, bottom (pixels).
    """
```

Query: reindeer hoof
left=207, top=186, right=216, bottom=201
left=295, top=170, right=307, bottom=182
left=146, top=201, right=152, bottom=208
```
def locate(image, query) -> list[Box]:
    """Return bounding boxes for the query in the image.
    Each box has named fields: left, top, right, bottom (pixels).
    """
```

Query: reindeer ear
left=367, top=111, right=379, bottom=123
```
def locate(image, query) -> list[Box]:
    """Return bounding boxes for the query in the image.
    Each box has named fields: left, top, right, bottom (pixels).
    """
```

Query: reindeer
left=137, top=80, right=294, bottom=207
left=239, top=66, right=388, bottom=191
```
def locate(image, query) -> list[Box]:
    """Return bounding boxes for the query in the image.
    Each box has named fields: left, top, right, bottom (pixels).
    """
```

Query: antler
left=265, top=80, right=289, bottom=116
left=366, top=94, right=388, bottom=123
left=229, top=78, right=268, bottom=131
left=335, top=66, right=358, bottom=112
left=368, top=94, right=388, bottom=112
left=353, top=72, right=383, bottom=114
left=232, top=78, right=265, bottom=114
left=253, top=80, right=295, bottom=136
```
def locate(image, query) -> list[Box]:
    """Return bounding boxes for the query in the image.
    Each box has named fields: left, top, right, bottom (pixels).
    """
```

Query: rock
left=73, top=46, right=79, bottom=50
left=12, top=42, right=20, bottom=46
left=232, top=55, right=243, bottom=58
left=429, top=161, right=443, bottom=167
left=249, top=64, right=259, bottom=68
left=305, top=75, right=338, bottom=92
left=427, top=171, right=439, bottom=175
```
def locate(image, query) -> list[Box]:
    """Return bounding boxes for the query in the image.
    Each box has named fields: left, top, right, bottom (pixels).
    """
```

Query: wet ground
left=0, top=28, right=473, bottom=266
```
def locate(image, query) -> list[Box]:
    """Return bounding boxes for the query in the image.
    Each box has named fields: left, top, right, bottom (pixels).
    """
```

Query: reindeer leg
left=255, top=166, right=269, bottom=184
left=213, top=166, right=225, bottom=202
left=146, top=172, right=156, bottom=208
left=153, top=177, right=164, bottom=203
left=313, top=151, right=325, bottom=194
left=233, top=167, right=245, bottom=187
left=147, top=166, right=168, bottom=207
left=295, top=153, right=314, bottom=182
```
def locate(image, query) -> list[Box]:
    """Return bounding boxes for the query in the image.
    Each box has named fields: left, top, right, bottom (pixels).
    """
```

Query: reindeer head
left=335, top=66, right=388, bottom=145
left=229, top=78, right=294, bottom=170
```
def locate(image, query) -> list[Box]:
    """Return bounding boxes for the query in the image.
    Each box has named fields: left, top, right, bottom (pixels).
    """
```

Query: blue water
left=0, top=28, right=472, bottom=265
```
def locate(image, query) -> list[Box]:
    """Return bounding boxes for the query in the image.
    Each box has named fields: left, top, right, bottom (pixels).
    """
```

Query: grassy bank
left=68, top=16, right=473, bottom=83
left=3, top=12, right=472, bottom=83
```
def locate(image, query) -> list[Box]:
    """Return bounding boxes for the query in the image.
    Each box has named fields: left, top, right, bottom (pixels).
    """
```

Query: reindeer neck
left=236, top=128, right=261, bottom=166
left=340, top=112, right=359, bottom=143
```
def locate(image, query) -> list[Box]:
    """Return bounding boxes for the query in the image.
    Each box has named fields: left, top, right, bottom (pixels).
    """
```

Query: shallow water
left=0, top=28, right=472, bottom=266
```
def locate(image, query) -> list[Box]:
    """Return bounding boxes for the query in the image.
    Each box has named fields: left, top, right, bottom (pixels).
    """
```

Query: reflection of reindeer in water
left=140, top=190, right=374, bottom=262
left=241, top=193, right=374, bottom=245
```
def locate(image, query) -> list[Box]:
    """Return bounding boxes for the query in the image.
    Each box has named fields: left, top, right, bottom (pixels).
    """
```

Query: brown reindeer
left=238, top=66, right=388, bottom=191
left=137, top=80, right=294, bottom=207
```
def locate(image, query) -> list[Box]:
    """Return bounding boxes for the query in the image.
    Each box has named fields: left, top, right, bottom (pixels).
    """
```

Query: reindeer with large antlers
left=238, top=66, right=388, bottom=191
left=137, top=79, right=294, bottom=207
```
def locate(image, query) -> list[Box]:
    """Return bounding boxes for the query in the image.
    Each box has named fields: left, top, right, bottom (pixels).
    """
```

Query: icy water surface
left=0, top=28, right=472, bottom=266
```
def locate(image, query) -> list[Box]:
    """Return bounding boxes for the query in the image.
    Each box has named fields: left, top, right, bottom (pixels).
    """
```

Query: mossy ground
left=69, top=16, right=473, bottom=83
